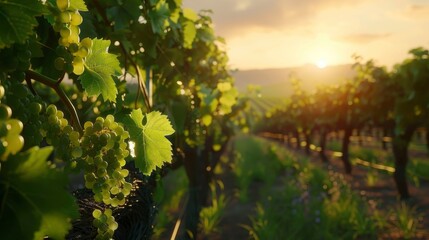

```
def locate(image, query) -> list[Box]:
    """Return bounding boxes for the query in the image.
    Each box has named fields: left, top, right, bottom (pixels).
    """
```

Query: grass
left=198, top=181, right=228, bottom=236
left=243, top=163, right=380, bottom=240
left=231, top=135, right=295, bottom=202
left=233, top=135, right=425, bottom=239
left=389, top=202, right=422, bottom=239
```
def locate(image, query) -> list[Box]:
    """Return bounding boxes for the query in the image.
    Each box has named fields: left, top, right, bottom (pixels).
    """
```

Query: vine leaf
left=183, top=21, right=196, bottom=49
left=69, top=0, right=88, bottom=11
left=0, top=147, right=79, bottom=239
left=123, top=110, right=175, bottom=175
left=79, top=38, right=121, bottom=102
left=148, top=1, right=170, bottom=34
left=0, top=0, right=46, bottom=49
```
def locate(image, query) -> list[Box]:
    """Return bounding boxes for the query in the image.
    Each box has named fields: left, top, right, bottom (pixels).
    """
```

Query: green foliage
left=79, top=39, right=121, bottom=102
left=0, top=147, right=78, bottom=240
left=199, top=181, right=227, bottom=235
left=231, top=135, right=287, bottom=202
left=0, top=0, right=237, bottom=238
left=390, top=202, right=421, bottom=239
left=123, top=109, right=175, bottom=175
left=0, top=0, right=46, bottom=49
left=242, top=147, right=379, bottom=240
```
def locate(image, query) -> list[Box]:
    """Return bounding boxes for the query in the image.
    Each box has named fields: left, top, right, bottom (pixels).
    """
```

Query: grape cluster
left=81, top=115, right=132, bottom=207
left=52, top=0, right=92, bottom=75
left=0, top=85, right=24, bottom=161
left=1, top=79, right=45, bottom=150
left=0, top=42, right=32, bottom=82
left=41, top=105, right=81, bottom=165
left=92, top=209, right=118, bottom=240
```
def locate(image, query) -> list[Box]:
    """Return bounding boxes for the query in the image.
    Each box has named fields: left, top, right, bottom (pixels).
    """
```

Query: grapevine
left=0, top=0, right=237, bottom=239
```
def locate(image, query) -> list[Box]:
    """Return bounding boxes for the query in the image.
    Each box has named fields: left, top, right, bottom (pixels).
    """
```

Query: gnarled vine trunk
left=341, top=126, right=353, bottom=174
left=392, top=125, right=416, bottom=199
left=319, top=129, right=329, bottom=163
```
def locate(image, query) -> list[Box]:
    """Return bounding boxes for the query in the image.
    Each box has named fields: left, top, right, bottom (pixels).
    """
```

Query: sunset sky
left=183, top=0, right=429, bottom=70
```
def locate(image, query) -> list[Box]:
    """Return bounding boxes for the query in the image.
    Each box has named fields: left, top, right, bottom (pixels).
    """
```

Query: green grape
left=120, top=169, right=129, bottom=177
left=69, top=131, right=79, bottom=142
left=56, top=0, right=70, bottom=11
left=72, top=147, right=82, bottom=158
left=58, top=37, right=69, bottom=47
left=92, top=209, right=102, bottom=218
left=72, top=60, right=84, bottom=75
left=70, top=25, right=81, bottom=36
left=84, top=122, right=93, bottom=129
left=70, top=11, right=83, bottom=26
left=54, top=57, right=65, bottom=71
left=46, top=105, right=57, bottom=115
left=80, top=37, right=93, bottom=48
left=7, top=119, right=23, bottom=135
left=69, top=43, right=79, bottom=53
left=75, top=47, right=89, bottom=58
left=56, top=110, right=64, bottom=119
left=0, top=85, right=4, bottom=99
left=0, top=104, right=12, bottom=120
left=60, top=27, right=71, bottom=38
left=53, top=22, right=63, bottom=32
left=59, top=11, right=71, bottom=23
left=5, top=135, right=24, bottom=154
left=68, top=33, right=80, bottom=44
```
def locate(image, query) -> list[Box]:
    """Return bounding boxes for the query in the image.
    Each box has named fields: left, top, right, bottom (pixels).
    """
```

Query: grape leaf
left=148, top=2, right=170, bottom=34
left=183, top=8, right=198, bottom=21
left=106, top=0, right=140, bottom=31
left=79, top=38, right=121, bottom=102
left=0, top=147, right=79, bottom=239
left=70, top=0, right=88, bottom=11
left=0, top=0, right=46, bottom=49
left=123, top=110, right=175, bottom=175
left=183, top=20, right=196, bottom=49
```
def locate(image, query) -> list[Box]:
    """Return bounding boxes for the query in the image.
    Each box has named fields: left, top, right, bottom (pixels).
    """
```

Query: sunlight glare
left=316, top=59, right=327, bottom=69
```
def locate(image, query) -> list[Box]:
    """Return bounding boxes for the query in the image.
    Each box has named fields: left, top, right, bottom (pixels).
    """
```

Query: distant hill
left=231, top=64, right=356, bottom=97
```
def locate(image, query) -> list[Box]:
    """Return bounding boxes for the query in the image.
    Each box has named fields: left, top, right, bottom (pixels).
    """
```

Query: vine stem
left=25, top=70, right=83, bottom=133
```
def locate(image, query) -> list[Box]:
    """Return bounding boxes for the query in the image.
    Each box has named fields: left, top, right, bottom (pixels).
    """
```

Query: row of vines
left=257, top=50, right=429, bottom=200
left=0, top=0, right=242, bottom=239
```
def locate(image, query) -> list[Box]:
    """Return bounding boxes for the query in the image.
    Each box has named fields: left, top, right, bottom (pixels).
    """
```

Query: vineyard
left=0, top=0, right=428, bottom=239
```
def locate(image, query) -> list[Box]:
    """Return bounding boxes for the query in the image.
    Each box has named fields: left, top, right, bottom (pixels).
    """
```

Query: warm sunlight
left=316, top=59, right=327, bottom=69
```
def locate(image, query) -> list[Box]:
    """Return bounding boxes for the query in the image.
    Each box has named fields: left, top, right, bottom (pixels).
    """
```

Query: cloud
left=184, top=0, right=367, bottom=37
left=336, top=33, right=391, bottom=44
left=402, top=4, right=429, bottom=20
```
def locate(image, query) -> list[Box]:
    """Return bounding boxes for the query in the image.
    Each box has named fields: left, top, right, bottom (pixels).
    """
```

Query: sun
left=316, top=59, right=327, bottom=69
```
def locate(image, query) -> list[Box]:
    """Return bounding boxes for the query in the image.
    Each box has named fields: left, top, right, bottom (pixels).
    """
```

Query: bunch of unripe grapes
left=53, top=0, right=92, bottom=75
left=2, top=80, right=44, bottom=149
left=81, top=115, right=132, bottom=207
left=0, top=85, right=24, bottom=161
left=41, top=105, right=82, bottom=165
left=92, top=208, right=118, bottom=240
left=0, top=42, right=32, bottom=82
